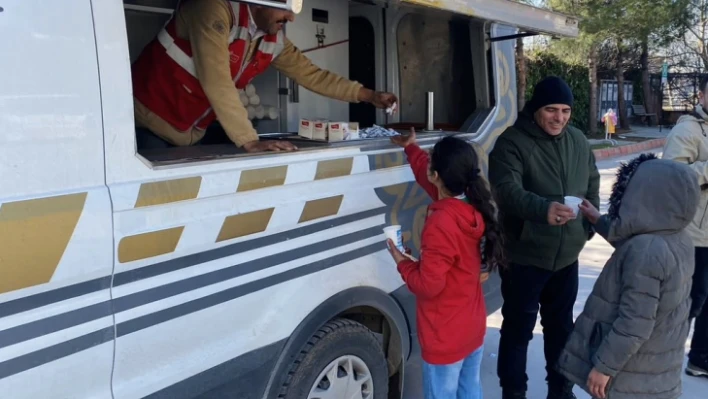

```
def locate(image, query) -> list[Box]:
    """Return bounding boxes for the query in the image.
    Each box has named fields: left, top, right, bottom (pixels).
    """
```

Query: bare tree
left=684, top=0, right=708, bottom=69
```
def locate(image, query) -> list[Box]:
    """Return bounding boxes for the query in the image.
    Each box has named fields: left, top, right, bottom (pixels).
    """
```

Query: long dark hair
left=429, top=136, right=506, bottom=272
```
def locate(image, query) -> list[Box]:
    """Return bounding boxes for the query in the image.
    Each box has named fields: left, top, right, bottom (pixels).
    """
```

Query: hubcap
left=307, top=355, right=374, bottom=399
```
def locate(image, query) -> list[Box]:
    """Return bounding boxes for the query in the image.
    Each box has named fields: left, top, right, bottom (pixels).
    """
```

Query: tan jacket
left=662, top=107, right=708, bottom=247
left=134, top=0, right=363, bottom=147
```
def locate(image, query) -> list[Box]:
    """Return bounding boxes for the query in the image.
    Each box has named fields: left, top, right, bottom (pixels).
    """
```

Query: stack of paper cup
left=564, top=196, right=583, bottom=219
left=249, top=94, right=261, bottom=106
left=383, top=225, right=404, bottom=252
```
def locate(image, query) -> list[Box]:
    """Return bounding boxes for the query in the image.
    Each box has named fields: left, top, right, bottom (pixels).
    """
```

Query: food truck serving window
left=122, top=0, right=493, bottom=167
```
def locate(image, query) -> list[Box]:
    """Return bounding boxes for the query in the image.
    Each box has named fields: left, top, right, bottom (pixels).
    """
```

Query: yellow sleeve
left=180, top=0, right=257, bottom=147
left=272, top=38, right=363, bottom=103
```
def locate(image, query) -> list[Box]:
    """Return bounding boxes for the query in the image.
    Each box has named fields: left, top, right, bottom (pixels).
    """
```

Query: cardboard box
left=298, top=119, right=314, bottom=139
left=313, top=121, right=328, bottom=141
left=328, top=122, right=345, bottom=141
left=328, top=122, right=360, bottom=142
left=346, top=122, right=360, bottom=140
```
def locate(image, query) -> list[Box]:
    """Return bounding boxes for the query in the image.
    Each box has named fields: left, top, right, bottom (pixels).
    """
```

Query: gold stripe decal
left=118, top=227, right=184, bottom=263
left=217, top=208, right=275, bottom=242
left=299, top=196, right=344, bottom=223
left=0, top=193, right=87, bottom=294
left=237, top=166, right=287, bottom=192
left=314, top=158, right=354, bottom=180
left=373, top=151, right=406, bottom=171
left=135, top=177, right=202, bottom=208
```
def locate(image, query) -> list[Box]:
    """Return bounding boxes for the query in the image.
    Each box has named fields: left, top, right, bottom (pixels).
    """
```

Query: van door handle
left=289, top=80, right=299, bottom=103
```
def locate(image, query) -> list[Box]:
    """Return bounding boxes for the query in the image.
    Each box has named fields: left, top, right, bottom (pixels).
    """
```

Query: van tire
left=277, top=318, right=389, bottom=399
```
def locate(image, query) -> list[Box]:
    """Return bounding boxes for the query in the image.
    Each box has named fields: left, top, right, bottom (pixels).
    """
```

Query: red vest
left=131, top=1, right=285, bottom=132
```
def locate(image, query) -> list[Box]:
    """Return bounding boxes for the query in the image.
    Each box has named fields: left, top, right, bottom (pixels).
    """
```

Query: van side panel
left=0, top=1, right=114, bottom=398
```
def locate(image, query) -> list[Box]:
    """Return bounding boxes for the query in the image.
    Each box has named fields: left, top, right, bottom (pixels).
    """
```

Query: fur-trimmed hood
left=604, top=153, right=699, bottom=243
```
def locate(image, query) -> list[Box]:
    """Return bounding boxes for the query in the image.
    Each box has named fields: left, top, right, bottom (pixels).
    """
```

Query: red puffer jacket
left=397, top=144, right=487, bottom=365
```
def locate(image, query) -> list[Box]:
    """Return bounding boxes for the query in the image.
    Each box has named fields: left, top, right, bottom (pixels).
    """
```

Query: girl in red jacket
left=388, top=129, right=505, bottom=399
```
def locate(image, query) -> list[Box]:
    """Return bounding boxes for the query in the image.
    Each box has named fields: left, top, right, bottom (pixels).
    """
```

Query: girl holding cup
left=388, top=128, right=505, bottom=399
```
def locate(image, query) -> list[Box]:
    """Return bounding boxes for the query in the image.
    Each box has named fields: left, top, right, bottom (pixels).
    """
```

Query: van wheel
left=277, top=318, right=388, bottom=399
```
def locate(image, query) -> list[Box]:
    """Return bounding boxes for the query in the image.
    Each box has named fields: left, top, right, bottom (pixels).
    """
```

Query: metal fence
left=651, top=73, right=707, bottom=112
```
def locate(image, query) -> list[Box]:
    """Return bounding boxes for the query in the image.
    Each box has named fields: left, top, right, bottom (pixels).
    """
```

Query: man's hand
left=391, top=127, right=417, bottom=148
left=547, top=202, right=575, bottom=226
left=587, top=368, right=610, bottom=399
left=242, top=140, right=297, bottom=153
left=579, top=199, right=601, bottom=225
left=358, top=88, right=398, bottom=110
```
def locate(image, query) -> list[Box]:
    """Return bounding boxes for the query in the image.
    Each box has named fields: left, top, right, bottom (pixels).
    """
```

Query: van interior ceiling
left=122, top=0, right=489, bottom=164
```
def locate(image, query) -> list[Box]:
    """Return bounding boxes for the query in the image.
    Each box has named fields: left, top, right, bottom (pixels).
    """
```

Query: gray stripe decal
left=0, top=278, right=112, bottom=320
left=0, top=241, right=384, bottom=380
left=0, top=225, right=384, bottom=350
left=0, top=207, right=386, bottom=319
left=0, top=327, right=114, bottom=380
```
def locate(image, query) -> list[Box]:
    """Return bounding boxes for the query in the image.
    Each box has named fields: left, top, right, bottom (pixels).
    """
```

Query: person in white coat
left=662, top=75, right=708, bottom=379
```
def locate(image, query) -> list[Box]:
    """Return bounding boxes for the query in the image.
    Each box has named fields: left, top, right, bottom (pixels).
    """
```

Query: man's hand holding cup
left=547, top=202, right=575, bottom=226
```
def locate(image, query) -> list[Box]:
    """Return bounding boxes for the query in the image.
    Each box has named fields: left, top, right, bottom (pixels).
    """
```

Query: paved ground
left=404, top=150, right=706, bottom=398
left=589, top=125, right=668, bottom=146
left=479, top=152, right=706, bottom=398
left=618, top=125, right=669, bottom=139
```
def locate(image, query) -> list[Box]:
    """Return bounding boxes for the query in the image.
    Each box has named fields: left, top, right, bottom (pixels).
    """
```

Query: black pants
left=689, top=247, right=708, bottom=362
left=136, top=127, right=174, bottom=150
left=135, top=124, right=232, bottom=151
left=497, top=261, right=579, bottom=393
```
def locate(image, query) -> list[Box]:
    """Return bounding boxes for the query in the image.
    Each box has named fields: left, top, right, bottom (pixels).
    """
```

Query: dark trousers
left=136, top=127, right=173, bottom=150
left=497, top=262, right=579, bottom=393
left=689, top=247, right=708, bottom=362
left=135, top=124, right=234, bottom=151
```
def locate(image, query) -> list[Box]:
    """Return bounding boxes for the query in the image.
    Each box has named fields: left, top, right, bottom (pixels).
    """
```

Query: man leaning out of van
left=132, top=0, right=397, bottom=153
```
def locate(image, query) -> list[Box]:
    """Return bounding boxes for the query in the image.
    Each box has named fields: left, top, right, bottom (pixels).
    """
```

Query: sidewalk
left=480, top=151, right=705, bottom=398
left=591, top=125, right=668, bottom=160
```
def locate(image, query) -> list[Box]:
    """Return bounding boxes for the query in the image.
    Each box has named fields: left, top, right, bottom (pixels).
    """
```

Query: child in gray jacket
left=556, top=154, right=699, bottom=399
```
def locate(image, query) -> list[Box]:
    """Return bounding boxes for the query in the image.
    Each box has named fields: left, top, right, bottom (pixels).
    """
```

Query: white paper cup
left=239, top=92, right=249, bottom=106
left=564, top=196, right=583, bottom=218
left=249, top=94, right=261, bottom=106
left=383, top=225, right=403, bottom=251
left=267, top=106, right=279, bottom=120
left=245, top=84, right=257, bottom=97
left=255, top=105, right=265, bottom=119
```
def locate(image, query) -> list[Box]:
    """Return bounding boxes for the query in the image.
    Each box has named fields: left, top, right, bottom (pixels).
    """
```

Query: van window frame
left=120, top=0, right=498, bottom=171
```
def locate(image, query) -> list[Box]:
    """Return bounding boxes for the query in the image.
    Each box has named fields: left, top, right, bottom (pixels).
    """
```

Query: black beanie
left=525, top=76, right=574, bottom=114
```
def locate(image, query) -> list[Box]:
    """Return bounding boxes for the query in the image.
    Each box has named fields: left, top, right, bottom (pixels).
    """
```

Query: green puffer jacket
left=489, top=112, right=600, bottom=271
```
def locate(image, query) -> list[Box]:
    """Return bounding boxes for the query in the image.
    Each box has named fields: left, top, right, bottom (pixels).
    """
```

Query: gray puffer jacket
left=556, top=154, right=699, bottom=399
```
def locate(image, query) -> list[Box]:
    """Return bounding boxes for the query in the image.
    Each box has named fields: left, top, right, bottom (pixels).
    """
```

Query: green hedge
left=524, top=53, right=591, bottom=133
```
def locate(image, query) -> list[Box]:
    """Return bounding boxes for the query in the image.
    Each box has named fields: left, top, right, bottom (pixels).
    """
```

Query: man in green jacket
left=489, top=76, right=600, bottom=399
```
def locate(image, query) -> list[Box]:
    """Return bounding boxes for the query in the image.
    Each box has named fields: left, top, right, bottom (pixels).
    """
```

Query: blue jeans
left=422, top=345, right=484, bottom=399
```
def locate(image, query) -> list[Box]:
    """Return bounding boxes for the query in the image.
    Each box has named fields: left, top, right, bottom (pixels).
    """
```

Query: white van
left=0, top=1, right=578, bottom=398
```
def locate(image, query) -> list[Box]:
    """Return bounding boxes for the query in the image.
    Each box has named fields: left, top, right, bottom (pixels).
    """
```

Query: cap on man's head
left=526, top=76, right=574, bottom=114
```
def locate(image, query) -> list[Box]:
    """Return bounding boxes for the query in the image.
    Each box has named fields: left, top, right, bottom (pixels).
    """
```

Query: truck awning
left=400, top=0, right=579, bottom=38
